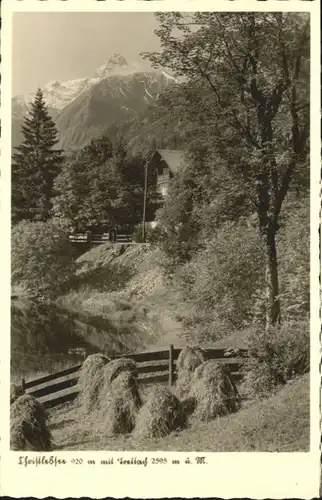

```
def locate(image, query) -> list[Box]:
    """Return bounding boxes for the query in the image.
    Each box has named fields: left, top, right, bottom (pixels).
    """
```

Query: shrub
left=11, top=218, right=77, bottom=299
left=278, top=199, right=310, bottom=320
left=243, top=318, right=310, bottom=398
left=132, top=223, right=165, bottom=244
left=179, top=218, right=265, bottom=341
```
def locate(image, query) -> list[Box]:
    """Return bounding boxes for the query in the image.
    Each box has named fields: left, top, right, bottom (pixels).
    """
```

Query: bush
left=12, top=219, right=77, bottom=299
left=243, top=318, right=310, bottom=398
left=278, top=199, right=310, bottom=320
left=132, top=223, right=165, bottom=244
left=158, top=221, right=200, bottom=267
left=178, top=218, right=265, bottom=341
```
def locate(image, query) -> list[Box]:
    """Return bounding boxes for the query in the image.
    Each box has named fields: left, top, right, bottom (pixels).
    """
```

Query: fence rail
left=21, top=346, right=247, bottom=409
left=69, top=233, right=132, bottom=244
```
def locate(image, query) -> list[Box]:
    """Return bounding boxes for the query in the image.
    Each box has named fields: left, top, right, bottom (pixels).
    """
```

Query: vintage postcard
left=0, top=0, right=320, bottom=497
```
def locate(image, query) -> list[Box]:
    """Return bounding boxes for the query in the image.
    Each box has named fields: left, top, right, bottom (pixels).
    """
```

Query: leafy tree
left=53, top=136, right=116, bottom=229
left=143, top=12, right=310, bottom=325
left=12, top=88, right=63, bottom=223
left=11, top=219, right=77, bottom=299
left=53, top=136, right=160, bottom=231
left=180, top=217, right=266, bottom=339
left=52, top=151, right=92, bottom=230
left=155, top=167, right=201, bottom=264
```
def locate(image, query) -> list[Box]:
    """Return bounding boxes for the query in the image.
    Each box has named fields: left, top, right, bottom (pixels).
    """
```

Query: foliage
left=277, top=197, right=310, bottom=320
left=12, top=89, right=63, bottom=223
left=11, top=219, right=77, bottom=299
left=243, top=318, right=309, bottom=398
left=154, top=148, right=254, bottom=267
left=176, top=193, right=309, bottom=343
left=131, top=224, right=163, bottom=244
left=52, top=136, right=159, bottom=231
left=144, top=12, right=310, bottom=324
left=179, top=218, right=265, bottom=341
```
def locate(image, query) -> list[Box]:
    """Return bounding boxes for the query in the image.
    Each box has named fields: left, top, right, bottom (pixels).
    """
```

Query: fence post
left=169, top=344, right=174, bottom=387
left=21, top=378, right=26, bottom=394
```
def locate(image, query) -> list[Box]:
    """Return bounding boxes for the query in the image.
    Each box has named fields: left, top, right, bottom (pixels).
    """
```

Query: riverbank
left=11, top=243, right=189, bottom=384
left=12, top=241, right=260, bottom=385
left=58, top=242, right=189, bottom=352
left=11, top=242, right=310, bottom=454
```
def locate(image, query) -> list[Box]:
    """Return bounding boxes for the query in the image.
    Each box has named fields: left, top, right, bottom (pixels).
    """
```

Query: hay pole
left=21, top=378, right=26, bottom=394
left=168, top=344, right=174, bottom=387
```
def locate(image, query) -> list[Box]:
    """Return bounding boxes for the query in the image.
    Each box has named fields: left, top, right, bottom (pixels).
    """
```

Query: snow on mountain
left=13, top=54, right=176, bottom=113
left=12, top=54, right=178, bottom=149
left=41, top=78, right=93, bottom=109
left=12, top=95, right=29, bottom=119
left=55, top=67, right=176, bottom=150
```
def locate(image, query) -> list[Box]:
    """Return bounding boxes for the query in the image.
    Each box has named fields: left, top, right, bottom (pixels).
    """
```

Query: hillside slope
left=50, top=373, right=309, bottom=451
left=59, top=243, right=188, bottom=353
left=55, top=71, right=174, bottom=150
left=12, top=54, right=176, bottom=151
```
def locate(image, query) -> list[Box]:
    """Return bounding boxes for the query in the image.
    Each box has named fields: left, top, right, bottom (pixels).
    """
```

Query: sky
left=12, top=12, right=161, bottom=96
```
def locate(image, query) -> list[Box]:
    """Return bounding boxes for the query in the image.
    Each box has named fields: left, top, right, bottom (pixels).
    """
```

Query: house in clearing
left=148, top=149, right=185, bottom=198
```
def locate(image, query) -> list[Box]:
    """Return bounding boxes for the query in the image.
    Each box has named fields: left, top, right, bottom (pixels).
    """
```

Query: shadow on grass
left=67, top=262, right=135, bottom=294
left=49, top=418, right=76, bottom=431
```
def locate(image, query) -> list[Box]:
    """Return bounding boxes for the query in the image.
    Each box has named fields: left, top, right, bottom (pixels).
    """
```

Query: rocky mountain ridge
left=12, top=54, right=176, bottom=150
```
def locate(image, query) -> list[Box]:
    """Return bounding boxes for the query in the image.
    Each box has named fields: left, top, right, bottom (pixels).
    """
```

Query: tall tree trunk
left=264, top=226, right=281, bottom=326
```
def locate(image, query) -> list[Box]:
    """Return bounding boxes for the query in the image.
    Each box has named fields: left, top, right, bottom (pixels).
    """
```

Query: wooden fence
left=22, top=345, right=247, bottom=409
left=69, top=233, right=132, bottom=244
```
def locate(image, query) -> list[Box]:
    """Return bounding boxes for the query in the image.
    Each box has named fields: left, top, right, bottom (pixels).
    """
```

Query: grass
left=49, top=373, right=309, bottom=452
left=12, top=244, right=310, bottom=452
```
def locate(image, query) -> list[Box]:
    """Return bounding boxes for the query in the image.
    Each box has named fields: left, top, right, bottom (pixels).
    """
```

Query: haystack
left=189, top=361, right=241, bottom=422
left=133, top=385, right=186, bottom=439
left=10, top=383, right=24, bottom=404
left=103, top=357, right=138, bottom=385
left=101, top=371, right=142, bottom=436
left=10, top=395, right=51, bottom=451
left=175, top=346, right=205, bottom=398
left=177, top=346, right=206, bottom=372
left=77, top=353, right=110, bottom=412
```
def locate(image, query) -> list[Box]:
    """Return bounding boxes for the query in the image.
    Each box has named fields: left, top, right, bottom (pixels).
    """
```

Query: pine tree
left=12, top=88, right=63, bottom=223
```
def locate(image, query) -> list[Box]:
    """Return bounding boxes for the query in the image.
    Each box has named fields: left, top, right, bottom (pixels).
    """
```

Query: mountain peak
left=94, top=54, right=129, bottom=79
left=108, top=53, right=128, bottom=67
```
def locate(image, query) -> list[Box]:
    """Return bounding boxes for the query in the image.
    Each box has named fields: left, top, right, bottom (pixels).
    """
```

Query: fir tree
left=12, top=88, right=63, bottom=223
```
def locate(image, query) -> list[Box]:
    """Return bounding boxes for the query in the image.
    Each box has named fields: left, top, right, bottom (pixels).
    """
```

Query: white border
left=0, top=1, right=320, bottom=498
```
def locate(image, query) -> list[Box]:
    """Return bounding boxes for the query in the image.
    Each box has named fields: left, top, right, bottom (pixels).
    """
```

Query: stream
left=11, top=299, right=115, bottom=381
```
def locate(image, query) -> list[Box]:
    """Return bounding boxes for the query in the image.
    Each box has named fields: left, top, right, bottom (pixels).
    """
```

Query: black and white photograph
left=0, top=0, right=320, bottom=497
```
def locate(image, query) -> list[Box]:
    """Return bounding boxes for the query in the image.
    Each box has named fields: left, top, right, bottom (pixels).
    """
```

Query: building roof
left=152, top=149, right=185, bottom=174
